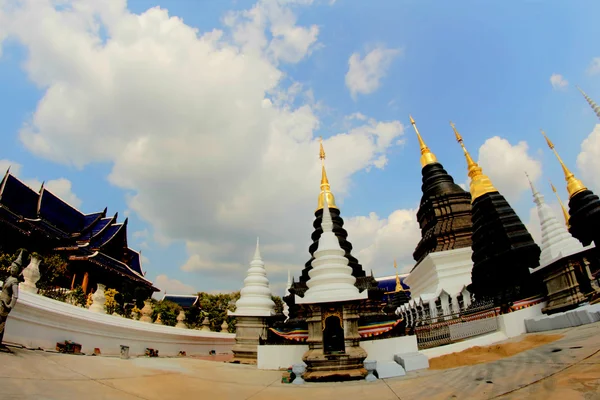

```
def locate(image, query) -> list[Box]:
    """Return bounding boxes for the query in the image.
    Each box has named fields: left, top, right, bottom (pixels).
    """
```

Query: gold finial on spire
left=540, top=129, right=587, bottom=198
left=576, top=86, right=600, bottom=120
left=409, top=115, right=438, bottom=167
left=450, top=121, right=497, bottom=202
left=319, top=136, right=326, bottom=162
left=394, top=259, right=403, bottom=292
left=316, top=137, right=338, bottom=211
left=550, top=179, right=570, bottom=228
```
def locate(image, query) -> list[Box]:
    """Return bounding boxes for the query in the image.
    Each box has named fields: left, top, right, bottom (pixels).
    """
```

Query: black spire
left=413, top=162, right=473, bottom=264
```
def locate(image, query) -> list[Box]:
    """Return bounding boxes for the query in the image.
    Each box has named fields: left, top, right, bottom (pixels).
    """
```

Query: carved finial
left=577, top=86, right=600, bottom=120
left=319, top=136, right=326, bottom=162
left=450, top=121, right=497, bottom=201
left=541, top=129, right=587, bottom=198
left=394, top=259, right=403, bottom=292
left=316, top=138, right=338, bottom=211
left=253, top=236, right=261, bottom=260
left=409, top=115, right=438, bottom=167
left=525, top=171, right=537, bottom=194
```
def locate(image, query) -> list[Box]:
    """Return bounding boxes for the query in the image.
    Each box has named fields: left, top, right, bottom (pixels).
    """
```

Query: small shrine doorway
left=323, top=316, right=345, bottom=354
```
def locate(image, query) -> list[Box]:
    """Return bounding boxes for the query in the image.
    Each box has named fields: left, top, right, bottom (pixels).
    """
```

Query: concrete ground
left=1, top=322, right=599, bottom=400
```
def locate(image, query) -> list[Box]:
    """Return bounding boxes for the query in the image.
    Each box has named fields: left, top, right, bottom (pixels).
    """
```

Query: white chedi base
left=404, top=247, right=473, bottom=300
left=20, top=256, right=41, bottom=294
left=88, top=284, right=107, bottom=314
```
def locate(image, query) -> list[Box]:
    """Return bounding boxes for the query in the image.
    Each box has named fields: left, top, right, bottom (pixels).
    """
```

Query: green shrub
left=68, top=286, right=87, bottom=307
left=152, top=300, right=181, bottom=326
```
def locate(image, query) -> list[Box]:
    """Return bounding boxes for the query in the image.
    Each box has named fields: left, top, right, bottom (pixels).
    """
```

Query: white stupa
left=228, top=238, right=276, bottom=317
left=296, top=195, right=368, bottom=304
left=527, top=173, right=585, bottom=271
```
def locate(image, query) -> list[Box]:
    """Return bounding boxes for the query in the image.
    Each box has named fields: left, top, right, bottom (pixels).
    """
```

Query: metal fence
left=414, top=307, right=499, bottom=350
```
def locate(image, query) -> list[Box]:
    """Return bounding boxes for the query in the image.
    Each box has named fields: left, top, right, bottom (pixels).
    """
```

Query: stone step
left=394, top=352, right=430, bottom=372
left=375, top=361, right=406, bottom=379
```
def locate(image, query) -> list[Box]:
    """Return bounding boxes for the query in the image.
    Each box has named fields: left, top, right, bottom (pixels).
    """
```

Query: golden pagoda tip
left=410, top=115, right=437, bottom=166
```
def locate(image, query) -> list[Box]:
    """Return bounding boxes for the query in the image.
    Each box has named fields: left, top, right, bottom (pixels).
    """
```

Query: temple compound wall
left=2, top=290, right=234, bottom=356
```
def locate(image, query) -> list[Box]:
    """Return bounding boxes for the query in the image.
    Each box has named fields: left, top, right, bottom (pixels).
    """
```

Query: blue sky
left=1, top=0, right=599, bottom=296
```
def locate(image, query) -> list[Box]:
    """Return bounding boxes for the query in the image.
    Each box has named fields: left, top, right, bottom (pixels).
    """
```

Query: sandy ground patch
left=429, top=334, right=564, bottom=370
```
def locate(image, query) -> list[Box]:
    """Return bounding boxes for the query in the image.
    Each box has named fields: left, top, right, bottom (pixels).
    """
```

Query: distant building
left=162, top=294, right=200, bottom=309
left=0, top=169, right=158, bottom=297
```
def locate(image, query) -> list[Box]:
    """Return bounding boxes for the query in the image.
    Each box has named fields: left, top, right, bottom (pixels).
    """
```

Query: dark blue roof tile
left=38, top=189, right=85, bottom=233
left=0, top=175, right=39, bottom=219
left=127, top=248, right=144, bottom=276
left=162, top=295, right=199, bottom=308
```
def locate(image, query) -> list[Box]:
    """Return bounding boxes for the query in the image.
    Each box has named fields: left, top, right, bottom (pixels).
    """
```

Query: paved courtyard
left=1, top=322, right=599, bottom=400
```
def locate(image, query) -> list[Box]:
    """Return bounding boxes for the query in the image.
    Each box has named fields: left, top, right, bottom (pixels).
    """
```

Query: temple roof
left=0, top=170, right=153, bottom=290
left=126, top=248, right=145, bottom=276
left=0, top=173, right=39, bottom=219
left=162, top=294, right=199, bottom=308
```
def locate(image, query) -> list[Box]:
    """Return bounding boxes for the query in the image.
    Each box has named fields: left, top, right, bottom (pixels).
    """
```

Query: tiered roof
left=0, top=170, right=156, bottom=290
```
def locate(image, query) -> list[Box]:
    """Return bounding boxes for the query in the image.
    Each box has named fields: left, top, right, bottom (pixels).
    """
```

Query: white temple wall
left=257, top=336, right=418, bottom=370
left=497, top=302, right=546, bottom=338
left=361, top=335, right=418, bottom=362
left=405, top=247, right=473, bottom=299
left=257, top=344, right=309, bottom=370
left=4, top=291, right=235, bottom=356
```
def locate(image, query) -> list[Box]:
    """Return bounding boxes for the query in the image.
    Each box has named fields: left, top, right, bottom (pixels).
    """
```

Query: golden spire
left=450, top=121, right=497, bottom=202
left=394, top=259, right=403, bottom=292
left=316, top=137, right=338, bottom=211
left=550, top=179, right=570, bottom=228
left=409, top=115, right=438, bottom=167
left=540, top=129, right=586, bottom=198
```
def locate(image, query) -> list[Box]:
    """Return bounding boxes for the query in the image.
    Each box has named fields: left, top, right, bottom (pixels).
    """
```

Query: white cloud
left=153, top=274, right=197, bottom=296
left=0, top=0, right=407, bottom=291
left=550, top=73, right=568, bottom=90
left=345, top=45, right=401, bottom=99
left=587, top=57, right=600, bottom=75
left=344, top=209, right=420, bottom=275
left=576, top=124, right=600, bottom=193
left=477, top=136, right=542, bottom=204
left=0, top=159, right=82, bottom=208
left=223, top=0, right=321, bottom=64
left=0, top=159, right=21, bottom=176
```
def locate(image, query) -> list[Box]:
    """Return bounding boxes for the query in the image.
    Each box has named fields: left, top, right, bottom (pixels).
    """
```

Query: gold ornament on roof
left=316, top=137, right=338, bottom=211
left=540, top=129, right=586, bottom=198
left=385, top=259, right=405, bottom=294
left=409, top=115, right=438, bottom=167
left=550, top=180, right=571, bottom=228
left=451, top=121, right=497, bottom=202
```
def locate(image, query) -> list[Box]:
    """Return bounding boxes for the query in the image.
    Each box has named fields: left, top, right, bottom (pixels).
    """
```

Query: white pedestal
left=405, top=247, right=473, bottom=300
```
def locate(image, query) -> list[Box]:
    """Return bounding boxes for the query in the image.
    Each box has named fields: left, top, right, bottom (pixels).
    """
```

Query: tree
left=152, top=300, right=181, bottom=326
left=36, top=253, right=70, bottom=290
left=195, top=291, right=240, bottom=332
